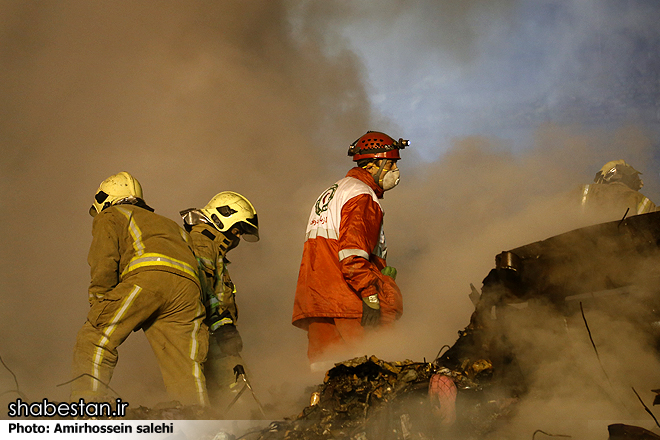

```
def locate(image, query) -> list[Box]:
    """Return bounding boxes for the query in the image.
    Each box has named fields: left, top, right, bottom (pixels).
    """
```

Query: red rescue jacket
left=292, top=167, right=403, bottom=328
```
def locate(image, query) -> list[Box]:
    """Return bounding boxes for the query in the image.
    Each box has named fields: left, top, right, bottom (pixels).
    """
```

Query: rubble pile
left=258, top=355, right=436, bottom=440
left=255, top=352, right=515, bottom=440
left=248, top=213, right=660, bottom=440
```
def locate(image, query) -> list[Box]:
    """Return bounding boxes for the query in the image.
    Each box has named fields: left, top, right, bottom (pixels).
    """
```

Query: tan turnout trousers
left=71, top=271, right=209, bottom=406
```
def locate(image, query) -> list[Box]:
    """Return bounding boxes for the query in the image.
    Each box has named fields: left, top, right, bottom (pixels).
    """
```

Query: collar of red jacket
left=346, top=166, right=384, bottom=199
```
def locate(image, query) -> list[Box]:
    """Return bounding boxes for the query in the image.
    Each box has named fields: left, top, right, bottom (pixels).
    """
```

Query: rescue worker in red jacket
left=180, top=192, right=259, bottom=407
left=71, top=172, right=209, bottom=406
left=293, top=131, right=406, bottom=372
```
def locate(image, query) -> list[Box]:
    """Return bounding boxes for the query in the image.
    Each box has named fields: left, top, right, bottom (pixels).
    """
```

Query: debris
left=246, top=213, right=660, bottom=439
left=469, top=283, right=480, bottom=307
left=632, top=387, right=660, bottom=429
left=252, top=353, right=518, bottom=440
left=653, top=390, right=660, bottom=406
left=608, top=423, right=660, bottom=440
left=532, top=430, right=571, bottom=439
left=226, top=365, right=266, bottom=418
left=428, top=373, right=457, bottom=426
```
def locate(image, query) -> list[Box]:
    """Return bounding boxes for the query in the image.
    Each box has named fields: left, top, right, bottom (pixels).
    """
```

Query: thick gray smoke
left=0, top=0, right=374, bottom=412
left=1, top=0, right=659, bottom=434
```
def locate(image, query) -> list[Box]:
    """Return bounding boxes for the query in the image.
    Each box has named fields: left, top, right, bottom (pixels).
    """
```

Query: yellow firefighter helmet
left=89, top=171, right=143, bottom=217
left=594, top=160, right=643, bottom=190
left=201, top=191, right=259, bottom=242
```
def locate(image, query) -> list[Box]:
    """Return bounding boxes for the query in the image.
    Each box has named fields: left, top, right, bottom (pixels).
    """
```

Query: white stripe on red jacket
left=293, top=167, right=403, bottom=327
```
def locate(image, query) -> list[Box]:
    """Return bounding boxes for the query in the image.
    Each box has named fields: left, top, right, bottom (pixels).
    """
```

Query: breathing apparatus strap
left=373, top=159, right=387, bottom=188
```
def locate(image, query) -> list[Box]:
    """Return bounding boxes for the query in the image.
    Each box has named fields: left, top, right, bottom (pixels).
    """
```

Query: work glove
left=381, top=266, right=397, bottom=281
left=361, top=294, right=381, bottom=327
left=213, top=324, right=243, bottom=356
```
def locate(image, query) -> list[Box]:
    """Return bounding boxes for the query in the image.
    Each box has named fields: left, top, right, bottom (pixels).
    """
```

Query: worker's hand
left=361, top=294, right=381, bottom=327
left=381, top=266, right=397, bottom=280
left=213, top=324, right=243, bottom=355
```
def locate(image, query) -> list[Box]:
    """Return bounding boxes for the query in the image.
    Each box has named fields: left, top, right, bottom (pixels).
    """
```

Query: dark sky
left=1, top=0, right=659, bottom=430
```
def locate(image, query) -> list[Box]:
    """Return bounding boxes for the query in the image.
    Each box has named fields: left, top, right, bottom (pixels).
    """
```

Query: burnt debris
left=249, top=212, right=660, bottom=439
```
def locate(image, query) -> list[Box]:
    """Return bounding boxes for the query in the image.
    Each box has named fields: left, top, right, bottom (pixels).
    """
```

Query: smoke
left=0, top=0, right=374, bottom=411
left=1, top=0, right=659, bottom=434
left=483, top=299, right=660, bottom=439
left=338, top=0, right=660, bottom=160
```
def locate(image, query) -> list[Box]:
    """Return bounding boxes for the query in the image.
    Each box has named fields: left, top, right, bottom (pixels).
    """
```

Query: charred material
left=248, top=213, right=660, bottom=440
left=257, top=355, right=515, bottom=440
left=438, top=211, right=660, bottom=437
left=466, top=210, right=660, bottom=366
left=260, top=355, right=435, bottom=440
left=608, top=424, right=660, bottom=440
left=478, top=211, right=660, bottom=311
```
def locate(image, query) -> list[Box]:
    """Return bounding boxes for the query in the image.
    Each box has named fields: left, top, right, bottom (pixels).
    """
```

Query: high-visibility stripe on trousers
left=71, top=271, right=209, bottom=406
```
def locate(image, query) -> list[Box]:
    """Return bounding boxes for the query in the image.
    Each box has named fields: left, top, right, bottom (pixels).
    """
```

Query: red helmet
left=347, top=131, right=409, bottom=161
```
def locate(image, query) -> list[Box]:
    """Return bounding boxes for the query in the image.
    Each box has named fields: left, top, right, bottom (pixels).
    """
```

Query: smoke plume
left=1, top=1, right=659, bottom=435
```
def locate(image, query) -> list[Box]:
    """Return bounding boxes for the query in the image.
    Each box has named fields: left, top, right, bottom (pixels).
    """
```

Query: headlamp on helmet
left=347, top=131, right=409, bottom=162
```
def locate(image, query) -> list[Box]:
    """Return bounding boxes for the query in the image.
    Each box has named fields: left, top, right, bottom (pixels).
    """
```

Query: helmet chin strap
left=371, top=160, right=387, bottom=188
left=216, top=229, right=241, bottom=257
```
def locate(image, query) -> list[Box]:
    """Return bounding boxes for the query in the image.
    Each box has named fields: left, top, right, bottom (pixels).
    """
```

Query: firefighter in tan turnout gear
left=71, top=172, right=209, bottom=406
left=580, top=160, right=656, bottom=222
left=180, top=191, right=259, bottom=407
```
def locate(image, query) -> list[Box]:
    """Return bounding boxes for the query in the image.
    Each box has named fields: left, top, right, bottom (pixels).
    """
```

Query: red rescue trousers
left=306, top=317, right=364, bottom=371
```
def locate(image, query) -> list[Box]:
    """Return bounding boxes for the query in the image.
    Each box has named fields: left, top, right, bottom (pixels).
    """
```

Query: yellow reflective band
left=91, top=285, right=142, bottom=391
left=189, top=301, right=207, bottom=406
left=219, top=284, right=237, bottom=303
left=580, top=184, right=591, bottom=208
left=121, top=253, right=198, bottom=279
left=179, top=227, right=191, bottom=244
left=638, top=197, right=653, bottom=214
left=116, top=207, right=145, bottom=256
left=210, top=317, right=234, bottom=332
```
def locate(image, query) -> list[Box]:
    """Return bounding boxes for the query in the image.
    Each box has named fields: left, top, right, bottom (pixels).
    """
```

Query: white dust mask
left=381, top=169, right=400, bottom=191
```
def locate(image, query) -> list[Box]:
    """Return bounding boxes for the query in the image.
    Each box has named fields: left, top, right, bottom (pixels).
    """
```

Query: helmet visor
left=237, top=216, right=259, bottom=242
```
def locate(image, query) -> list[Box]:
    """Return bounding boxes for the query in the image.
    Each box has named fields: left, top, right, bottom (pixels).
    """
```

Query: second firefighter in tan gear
left=72, top=172, right=209, bottom=406
left=181, top=191, right=259, bottom=407
left=580, top=160, right=656, bottom=222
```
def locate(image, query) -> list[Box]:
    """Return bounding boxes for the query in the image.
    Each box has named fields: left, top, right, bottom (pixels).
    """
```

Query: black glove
left=361, top=298, right=381, bottom=327
left=213, top=324, right=243, bottom=356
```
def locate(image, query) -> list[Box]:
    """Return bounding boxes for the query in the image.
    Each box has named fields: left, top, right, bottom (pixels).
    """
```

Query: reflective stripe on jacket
left=292, top=167, right=403, bottom=328
left=580, top=182, right=656, bottom=218
left=88, top=204, right=200, bottom=302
